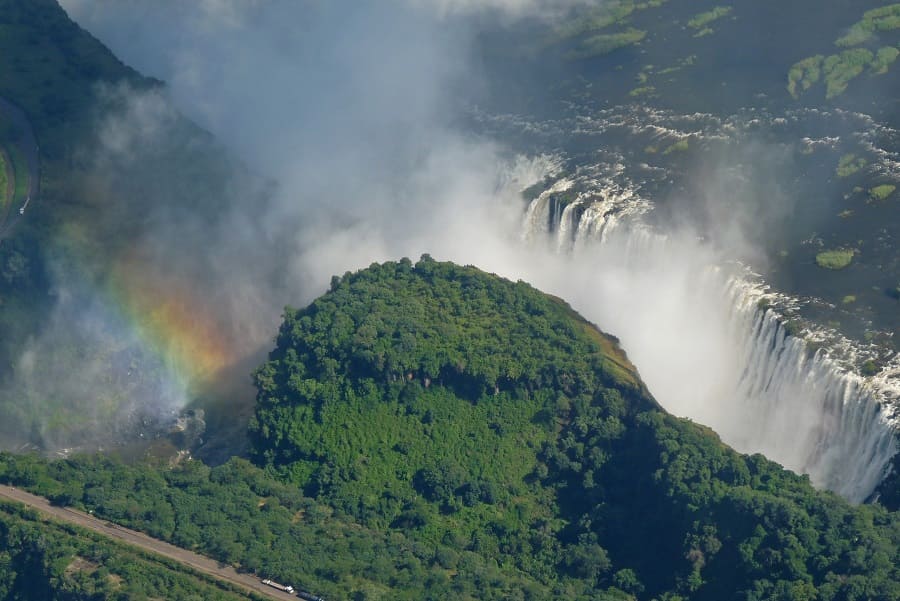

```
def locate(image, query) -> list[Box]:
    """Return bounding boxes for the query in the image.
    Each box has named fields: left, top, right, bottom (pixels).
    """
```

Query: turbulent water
left=520, top=177, right=899, bottom=502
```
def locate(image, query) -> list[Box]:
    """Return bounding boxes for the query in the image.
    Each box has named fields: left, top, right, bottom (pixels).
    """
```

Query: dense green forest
left=0, top=453, right=552, bottom=600
left=0, top=499, right=257, bottom=600
left=0, top=257, right=896, bottom=599
left=247, top=257, right=900, bottom=599
left=1, top=260, right=899, bottom=600
left=0, top=0, right=151, bottom=155
left=0, top=0, right=897, bottom=599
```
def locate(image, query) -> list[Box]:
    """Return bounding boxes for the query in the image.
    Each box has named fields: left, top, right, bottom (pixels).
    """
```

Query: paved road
left=0, top=484, right=299, bottom=601
left=0, top=96, right=40, bottom=241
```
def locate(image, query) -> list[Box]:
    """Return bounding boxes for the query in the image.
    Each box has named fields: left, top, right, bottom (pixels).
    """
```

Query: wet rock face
left=169, top=409, right=206, bottom=450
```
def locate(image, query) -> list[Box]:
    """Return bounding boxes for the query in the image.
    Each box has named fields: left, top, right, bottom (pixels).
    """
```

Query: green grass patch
left=0, top=150, right=8, bottom=216
left=836, top=25, right=876, bottom=48
left=7, top=144, right=28, bottom=204
left=629, top=85, right=655, bottom=97
left=869, top=184, right=896, bottom=200
left=816, top=248, right=855, bottom=270
left=842, top=295, right=857, bottom=304
left=662, top=138, right=689, bottom=154
left=658, top=55, right=697, bottom=75
left=787, top=55, right=824, bottom=98
left=693, top=27, right=714, bottom=38
left=552, top=0, right=637, bottom=41
left=548, top=0, right=668, bottom=44
left=838, top=209, right=854, bottom=218
left=836, top=153, right=867, bottom=177
left=823, top=48, right=874, bottom=98
left=836, top=4, right=900, bottom=48
left=567, top=28, right=647, bottom=59
left=861, top=359, right=880, bottom=376
left=791, top=4, right=900, bottom=99
left=687, top=6, right=732, bottom=30
left=870, top=46, right=900, bottom=74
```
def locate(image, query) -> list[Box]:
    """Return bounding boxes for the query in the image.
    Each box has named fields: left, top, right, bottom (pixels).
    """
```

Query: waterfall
left=521, top=190, right=898, bottom=502
left=720, top=279, right=896, bottom=500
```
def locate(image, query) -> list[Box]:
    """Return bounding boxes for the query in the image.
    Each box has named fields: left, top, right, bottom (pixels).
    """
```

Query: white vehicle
left=262, top=579, right=295, bottom=594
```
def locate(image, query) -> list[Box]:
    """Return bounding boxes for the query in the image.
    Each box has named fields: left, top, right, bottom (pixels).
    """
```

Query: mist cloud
left=22, top=0, right=893, bottom=500
left=42, top=2, right=818, bottom=428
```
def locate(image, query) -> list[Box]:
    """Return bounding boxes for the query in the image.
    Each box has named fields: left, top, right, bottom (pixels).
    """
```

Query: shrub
left=815, top=249, right=855, bottom=270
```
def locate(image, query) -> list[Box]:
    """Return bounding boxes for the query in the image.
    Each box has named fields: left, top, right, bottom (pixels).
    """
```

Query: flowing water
left=519, top=179, right=899, bottom=502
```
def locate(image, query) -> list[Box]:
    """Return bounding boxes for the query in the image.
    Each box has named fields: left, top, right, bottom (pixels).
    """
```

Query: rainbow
left=3, top=217, right=251, bottom=449
left=106, top=247, right=238, bottom=397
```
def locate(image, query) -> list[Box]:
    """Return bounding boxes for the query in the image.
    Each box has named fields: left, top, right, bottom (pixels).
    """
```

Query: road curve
left=0, top=484, right=300, bottom=601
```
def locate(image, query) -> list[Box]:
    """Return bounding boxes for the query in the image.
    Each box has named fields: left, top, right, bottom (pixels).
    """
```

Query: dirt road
left=0, top=484, right=301, bottom=601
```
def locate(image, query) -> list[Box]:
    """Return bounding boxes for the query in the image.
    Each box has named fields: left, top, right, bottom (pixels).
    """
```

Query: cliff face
left=250, top=256, right=900, bottom=599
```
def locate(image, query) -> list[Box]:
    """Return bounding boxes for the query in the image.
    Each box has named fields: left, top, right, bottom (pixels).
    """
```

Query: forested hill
left=249, top=257, right=900, bottom=600
left=0, top=0, right=153, bottom=156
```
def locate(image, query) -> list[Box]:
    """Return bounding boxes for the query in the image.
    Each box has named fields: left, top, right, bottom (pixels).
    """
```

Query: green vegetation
left=550, top=0, right=638, bottom=42
left=842, top=295, right=856, bottom=304
left=861, top=359, right=880, bottom=376
left=251, top=258, right=643, bottom=545
left=6, top=145, right=27, bottom=206
left=0, top=260, right=899, bottom=598
left=836, top=153, right=867, bottom=177
left=870, top=184, right=896, bottom=201
left=0, top=151, right=8, bottom=216
left=657, top=55, right=696, bottom=74
left=782, top=319, right=804, bottom=337
left=816, top=248, right=855, bottom=270
left=687, top=6, right=732, bottom=30
left=836, top=4, right=900, bottom=48
left=823, top=48, right=874, bottom=98
left=0, top=0, right=152, bottom=157
left=0, top=0, right=151, bottom=381
left=787, top=56, right=824, bottom=98
left=662, top=138, right=690, bottom=154
left=567, top=28, right=647, bottom=59
left=0, top=453, right=549, bottom=599
left=545, top=0, right=678, bottom=61
left=871, top=46, right=900, bottom=74
left=628, top=85, right=655, bottom=97
left=790, top=5, right=900, bottom=98
left=246, top=258, right=899, bottom=599
left=0, top=0, right=898, bottom=597
left=836, top=26, right=878, bottom=49
left=548, top=0, right=667, bottom=44
left=0, top=499, right=256, bottom=600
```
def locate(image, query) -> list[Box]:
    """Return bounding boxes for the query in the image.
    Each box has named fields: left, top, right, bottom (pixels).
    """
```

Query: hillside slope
left=0, top=0, right=159, bottom=394
left=250, top=257, right=900, bottom=600
left=0, top=0, right=151, bottom=155
left=0, top=258, right=896, bottom=599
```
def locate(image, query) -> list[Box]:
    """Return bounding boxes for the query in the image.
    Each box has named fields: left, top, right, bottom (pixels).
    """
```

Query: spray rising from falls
left=522, top=183, right=899, bottom=502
